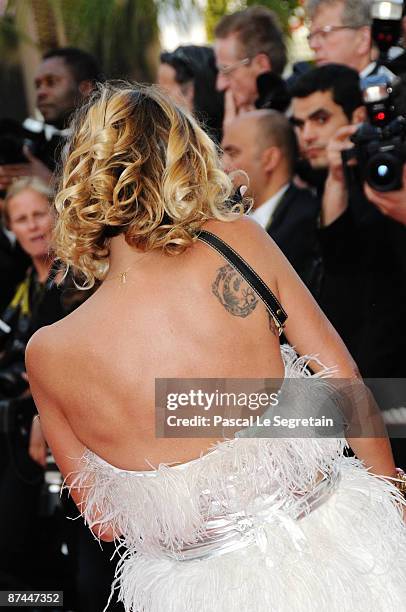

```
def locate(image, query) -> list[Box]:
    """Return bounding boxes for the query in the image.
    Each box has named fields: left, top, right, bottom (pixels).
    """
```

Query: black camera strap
left=197, top=229, right=287, bottom=334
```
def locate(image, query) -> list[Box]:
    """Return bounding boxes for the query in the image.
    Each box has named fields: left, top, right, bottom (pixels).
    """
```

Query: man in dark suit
left=291, top=64, right=406, bottom=467
left=221, top=109, right=320, bottom=289
left=291, top=64, right=406, bottom=377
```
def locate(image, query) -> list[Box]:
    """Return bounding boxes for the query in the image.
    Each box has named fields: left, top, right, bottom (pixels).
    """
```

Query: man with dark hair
left=0, top=48, right=101, bottom=308
left=290, top=64, right=364, bottom=173
left=36, top=47, right=101, bottom=129
left=42, top=47, right=101, bottom=89
left=0, top=47, right=101, bottom=190
left=292, top=65, right=406, bottom=379
left=291, top=63, right=406, bottom=466
left=214, top=6, right=288, bottom=119
left=290, top=63, right=363, bottom=121
left=222, top=109, right=320, bottom=286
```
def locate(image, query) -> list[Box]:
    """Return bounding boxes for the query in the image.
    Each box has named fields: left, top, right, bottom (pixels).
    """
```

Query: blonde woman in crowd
left=27, top=83, right=406, bottom=612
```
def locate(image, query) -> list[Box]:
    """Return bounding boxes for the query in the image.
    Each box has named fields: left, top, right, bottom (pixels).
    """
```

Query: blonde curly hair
left=54, top=81, right=240, bottom=288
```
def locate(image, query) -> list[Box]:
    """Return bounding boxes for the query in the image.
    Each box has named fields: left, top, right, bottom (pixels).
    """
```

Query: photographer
left=290, top=64, right=365, bottom=195
left=292, top=63, right=406, bottom=472
left=0, top=47, right=100, bottom=193
left=291, top=63, right=406, bottom=375
left=327, top=108, right=406, bottom=464
left=327, top=103, right=406, bottom=377
left=0, top=48, right=100, bottom=322
left=0, top=178, right=121, bottom=611
left=0, top=177, right=84, bottom=592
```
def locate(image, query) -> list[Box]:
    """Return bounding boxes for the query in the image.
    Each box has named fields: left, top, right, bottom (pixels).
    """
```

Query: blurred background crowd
left=1, top=0, right=406, bottom=610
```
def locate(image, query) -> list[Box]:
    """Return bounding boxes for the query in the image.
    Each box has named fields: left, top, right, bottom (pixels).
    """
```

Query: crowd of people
left=1, top=1, right=406, bottom=610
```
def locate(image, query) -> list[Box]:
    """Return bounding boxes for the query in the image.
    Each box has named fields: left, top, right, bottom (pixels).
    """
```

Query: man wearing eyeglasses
left=306, top=0, right=374, bottom=76
left=214, top=6, right=287, bottom=123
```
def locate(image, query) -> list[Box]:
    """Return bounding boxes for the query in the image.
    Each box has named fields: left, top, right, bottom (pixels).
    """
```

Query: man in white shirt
left=221, top=109, right=320, bottom=288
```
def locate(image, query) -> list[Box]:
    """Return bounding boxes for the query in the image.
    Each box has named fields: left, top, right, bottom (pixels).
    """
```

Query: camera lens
left=377, top=164, right=390, bottom=177
left=372, top=161, right=395, bottom=185
left=366, top=152, right=403, bottom=192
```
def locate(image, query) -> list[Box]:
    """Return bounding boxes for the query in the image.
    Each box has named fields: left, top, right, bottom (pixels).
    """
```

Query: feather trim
left=65, top=345, right=406, bottom=612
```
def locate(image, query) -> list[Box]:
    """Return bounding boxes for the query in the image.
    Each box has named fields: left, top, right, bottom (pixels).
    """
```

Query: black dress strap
left=197, top=229, right=288, bottom=335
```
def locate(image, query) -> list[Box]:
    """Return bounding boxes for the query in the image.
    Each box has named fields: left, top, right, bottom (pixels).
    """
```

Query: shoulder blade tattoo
left=212, top=264, right=258, bottom=317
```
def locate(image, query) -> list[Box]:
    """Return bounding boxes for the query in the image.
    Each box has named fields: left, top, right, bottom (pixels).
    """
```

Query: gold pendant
left=120, top=271, right=127, bottom=284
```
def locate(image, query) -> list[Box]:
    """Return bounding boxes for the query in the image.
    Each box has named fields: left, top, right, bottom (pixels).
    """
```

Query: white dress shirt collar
left=360, top=61, right=377, bottom=79
left=250, top=183, right=290, bottom=229
left=359, top=62, right=397, bottom=83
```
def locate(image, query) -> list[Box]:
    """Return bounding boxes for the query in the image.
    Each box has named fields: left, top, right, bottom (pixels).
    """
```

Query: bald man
left=222, top=109, right=320, bottom=289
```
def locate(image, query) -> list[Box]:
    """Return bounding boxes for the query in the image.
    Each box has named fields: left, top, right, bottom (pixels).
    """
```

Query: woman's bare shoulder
left=202, top=216, right=281, bottom=254
left=25, top=315, right=77, bottom=386
left=200, top=216, right=287, bottom=282
left=203, top=215, right=266, bottom=238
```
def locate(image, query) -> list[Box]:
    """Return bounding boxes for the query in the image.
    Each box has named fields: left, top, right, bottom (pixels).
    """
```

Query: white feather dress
left=70, top=348, right=406, bottom=612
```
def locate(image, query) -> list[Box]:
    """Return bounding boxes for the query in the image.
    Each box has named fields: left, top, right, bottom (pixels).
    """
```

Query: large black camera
left=0, top=341, right=29, bottom=403
left=0, top=118, right=45, bottom=165
left=349, top=74, right=406, bottom=192
left=0, top=328, right=32, bottom=435
left=345, top=0, right=406, bottom=192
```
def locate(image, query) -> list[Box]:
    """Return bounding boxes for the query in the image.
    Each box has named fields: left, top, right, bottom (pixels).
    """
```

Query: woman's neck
left=107, top=235, right=152, bottom=277
left=32, top=254, right=53, bottom=283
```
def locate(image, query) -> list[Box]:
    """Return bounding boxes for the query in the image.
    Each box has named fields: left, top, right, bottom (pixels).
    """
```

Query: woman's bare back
left=45, top=219, right=285, bottom=469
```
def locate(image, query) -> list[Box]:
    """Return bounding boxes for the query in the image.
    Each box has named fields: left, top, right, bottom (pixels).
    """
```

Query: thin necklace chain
left=103, top=252, right=150, bottom=284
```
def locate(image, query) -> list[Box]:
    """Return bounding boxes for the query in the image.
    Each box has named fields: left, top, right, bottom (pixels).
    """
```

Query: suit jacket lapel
left=265, top=183, right=294, bottom=233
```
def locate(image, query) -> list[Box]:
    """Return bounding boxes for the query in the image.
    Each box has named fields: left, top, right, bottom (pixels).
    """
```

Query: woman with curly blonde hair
left=26, top=82, right=406, bottom=612
left=53, top=81, right=233, bottom=288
